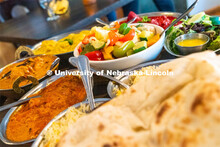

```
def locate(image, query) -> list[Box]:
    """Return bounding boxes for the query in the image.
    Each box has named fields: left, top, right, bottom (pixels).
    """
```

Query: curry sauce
left=0, top=55, right=57, bottom=89
left=6, top=75, right=86, bottom=142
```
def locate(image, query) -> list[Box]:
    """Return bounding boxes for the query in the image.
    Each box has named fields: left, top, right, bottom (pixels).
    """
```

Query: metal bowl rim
left=174, top=33, right=210, bottom=48
left=0, top=54, right=60, bottom=91
left=31, top=29, right=89, bottom=56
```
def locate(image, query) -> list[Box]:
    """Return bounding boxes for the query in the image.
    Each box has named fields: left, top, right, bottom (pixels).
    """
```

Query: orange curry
left=6, top=75, right=86, bottom=142
left=0, top=55, right=57, bottom=89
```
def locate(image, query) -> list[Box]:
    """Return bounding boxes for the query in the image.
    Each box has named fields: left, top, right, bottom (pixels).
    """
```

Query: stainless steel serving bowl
left=0, top=69, right=91, bottom=145
left=107, top=60, right=171, bottom=98
left=174, top=33, right=210, bottom=55
left=31, top=98, right=110, bottom=147
left=32, top=30, right=86, bottom=68
left=0, top=55, right=60, bottom=104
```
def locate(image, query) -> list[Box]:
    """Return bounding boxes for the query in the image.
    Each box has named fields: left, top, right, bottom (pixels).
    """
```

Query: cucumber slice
left=187, top=12, right=206, bottom=24
left=133, top=41, right=147, bottom=50
left=91, top=40, right=105, bottom=50
left=133, top=46, right=146, bottom=53
left=139, top=30, right=154, bottom=40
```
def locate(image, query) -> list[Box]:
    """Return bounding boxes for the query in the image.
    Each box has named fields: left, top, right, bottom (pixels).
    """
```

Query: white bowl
left=74, top=23, right=165, bottom=70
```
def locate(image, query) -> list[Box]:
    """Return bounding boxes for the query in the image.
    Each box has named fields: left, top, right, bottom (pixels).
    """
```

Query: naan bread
left=58, top=105, right=150, bottom=147
left=110, top=51, right=220, bottom=125
left=149, top=74, right=220, bottom=147
left=57, top=51, right=220, bottom=147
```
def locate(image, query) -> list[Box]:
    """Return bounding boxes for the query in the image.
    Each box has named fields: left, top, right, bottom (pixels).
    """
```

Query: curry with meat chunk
left=6, top=75, right=86, bottom=142
left=0, top=55, right=57, bottom=89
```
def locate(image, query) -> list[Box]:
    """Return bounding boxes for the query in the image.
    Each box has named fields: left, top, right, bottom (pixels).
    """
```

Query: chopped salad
left=120, top=11, right=181, bottom=29
left=78, top=23, right=160, bottom=61
left=166, top=12, right=220, bottom=54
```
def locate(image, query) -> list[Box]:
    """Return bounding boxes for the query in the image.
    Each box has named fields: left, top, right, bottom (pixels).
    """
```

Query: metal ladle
left=0, top=95, right=41, bottom=112
left=90, top=68, right=129, bottom=89
left=69, top=55, right=96, bottom=110
left=95, top=16, right=137, bottom=27
left=69, top=62, right=129, bottom=89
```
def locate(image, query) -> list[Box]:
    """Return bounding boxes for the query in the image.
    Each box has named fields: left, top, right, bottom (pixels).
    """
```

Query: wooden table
left=205, top=6, right=220, bottom=16
left=0, top=0, right=133, bottom=45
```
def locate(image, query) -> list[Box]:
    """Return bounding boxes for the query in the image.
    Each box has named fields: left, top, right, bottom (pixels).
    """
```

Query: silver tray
left=107, top=59, right=171, bottom=98
left=0, top=55, right=60, bottom=102
left=0, top=69, right=88, bottom=145
left=116, top=11, right=182, bottom=23
left=32, top=98, right=110, bottom=147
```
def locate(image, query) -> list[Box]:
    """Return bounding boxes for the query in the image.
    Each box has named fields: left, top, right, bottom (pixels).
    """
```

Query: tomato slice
left=127, top=11, right=142, bottom=23
left=119, top=29, right=135, bottom=42
left=84, top=50, right=104, bottom=61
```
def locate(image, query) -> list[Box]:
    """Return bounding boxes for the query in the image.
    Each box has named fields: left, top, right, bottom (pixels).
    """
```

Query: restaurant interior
left=0, top=0, right=220, bottom=146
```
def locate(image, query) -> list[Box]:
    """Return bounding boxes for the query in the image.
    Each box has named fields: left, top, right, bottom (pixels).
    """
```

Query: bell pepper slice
left=84, top=50, right=104, bottom=61
left=82, top=33, right=95, bottom=45
left=78, top=46, right=82, bottom=54
left=113, top=41, right=135, bottom=58
left=102, top=46, right=114, bottom=60
left=108, top=31, right=119, bottom=46
left=119, top=29, right=135, bottom=42
left=119, top=23, right=128, bottom=34
left=102, top=51, right=114, bottom=60
left=147, top=34, right=160, bottom=47
left=113, top=21, right=120, bottom=29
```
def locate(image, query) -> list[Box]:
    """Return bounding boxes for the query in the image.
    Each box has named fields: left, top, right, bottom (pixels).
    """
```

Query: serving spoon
left=69, top=61, right=129, bottom=89
left=160, top=0, right=199, bottom=36
left=95, top=17, right=137, bottom=27
left=90, top=68, right=129, bottom=89
left=69, top=56, right=96, bottom=110
left=0, top=95, right=41, bottom=112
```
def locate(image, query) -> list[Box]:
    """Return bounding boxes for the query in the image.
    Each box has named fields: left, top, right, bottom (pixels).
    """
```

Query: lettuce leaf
left=207, top=36, right=220, bottom=50
left=166, top=26, right=184, bottom=54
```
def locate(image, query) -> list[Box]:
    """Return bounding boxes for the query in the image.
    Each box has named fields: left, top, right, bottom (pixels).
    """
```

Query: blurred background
left=0, top=0, right=219, bottom=68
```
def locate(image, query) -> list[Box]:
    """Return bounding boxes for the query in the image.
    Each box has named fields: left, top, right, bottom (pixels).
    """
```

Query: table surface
left=0, top=49, right=176, bottom=147
left=0, top=0, right=133, bottom=45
